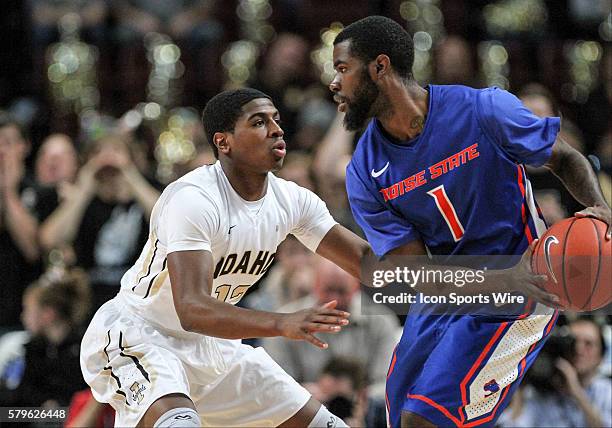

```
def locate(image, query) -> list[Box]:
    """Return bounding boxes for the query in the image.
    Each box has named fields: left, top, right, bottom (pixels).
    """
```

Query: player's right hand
left=506, top=239, right=561, bottom=308
left=277, top=300, right=350, bottom=349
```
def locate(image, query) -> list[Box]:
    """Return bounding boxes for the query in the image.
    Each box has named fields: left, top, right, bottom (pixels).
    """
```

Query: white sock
left=153, top=407, right=200, bottom=427
left=308, top=405, right=349, bottom=428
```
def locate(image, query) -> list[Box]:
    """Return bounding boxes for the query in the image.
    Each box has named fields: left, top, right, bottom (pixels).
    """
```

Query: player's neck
left=219, top=160, right=268, bottom=201
left=377, top=81, right=429, bottom=141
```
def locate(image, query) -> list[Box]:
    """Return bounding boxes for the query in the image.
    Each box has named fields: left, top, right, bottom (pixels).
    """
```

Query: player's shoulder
left=434, top=84, right=486, bottom=106
left=158, top=163, right=224, bottom=209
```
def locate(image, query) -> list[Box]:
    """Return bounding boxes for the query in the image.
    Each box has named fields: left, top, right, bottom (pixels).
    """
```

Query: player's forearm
left=175, top=294, right=282, bottom=339
left=548, top=141, right=608, bottom=209
left=316, top=224, right=371, bottom=282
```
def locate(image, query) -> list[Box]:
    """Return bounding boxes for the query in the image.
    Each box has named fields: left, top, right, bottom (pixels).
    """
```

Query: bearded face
left=343, top=67, right=380, bottom=131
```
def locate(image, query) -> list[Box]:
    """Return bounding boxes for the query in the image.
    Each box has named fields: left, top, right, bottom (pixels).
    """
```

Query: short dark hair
left=202, top=88, right=272, bottom=158
left=334, top=16, right=414, bottom=80
left=321, top=357, right=367, bottom=390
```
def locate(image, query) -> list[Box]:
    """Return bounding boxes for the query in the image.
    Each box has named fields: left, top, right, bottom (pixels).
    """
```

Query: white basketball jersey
left=118, top=161, right=336, bottom=334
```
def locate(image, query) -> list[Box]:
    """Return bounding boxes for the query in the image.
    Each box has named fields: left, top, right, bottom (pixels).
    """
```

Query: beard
left=343, top=69, right=380, bottom=131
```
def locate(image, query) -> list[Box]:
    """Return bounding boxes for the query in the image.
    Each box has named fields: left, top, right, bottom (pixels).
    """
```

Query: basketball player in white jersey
left=80, top=88, right=371, bottom=427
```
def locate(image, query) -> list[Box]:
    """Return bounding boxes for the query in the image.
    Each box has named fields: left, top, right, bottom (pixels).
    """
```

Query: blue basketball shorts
left=385, top=311, right=557, bottom=427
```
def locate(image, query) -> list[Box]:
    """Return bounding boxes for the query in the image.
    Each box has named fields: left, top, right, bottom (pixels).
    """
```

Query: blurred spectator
left=499, top=317, right=612, bottom=427
left=262, top=257, right=400, bottom=398
left=0, top=114, right=57, bottom=331
left=575, top=47, right=611, bottom=154
left=40, top=134, right=160, bottom=311
left=305, top=357, right=387, bottom=428
left=292, top=96, right=337, bottom=152
left=113, top=0, right=221, bottom=45
left=312, top=112, right=359, bottom=233
left=594, top=131, right=611, bottom=207
left=66, top=389, right=114, bottom=428
left=28, top=0, right=108, bottom=47
left=433, top=35, right=480, bottom=87
left=0, top=268, right=90, bottom=407
left=518, top=83, right=584, bottom=218
left=276, top=152, right=316, bottom=191
left=534, top=190, right=568, bottom=225
left=244, top=236, right=316, bottom=312
left=35, top=133, right=79, bottom=187
left=251, top=33, right=311, bottom=142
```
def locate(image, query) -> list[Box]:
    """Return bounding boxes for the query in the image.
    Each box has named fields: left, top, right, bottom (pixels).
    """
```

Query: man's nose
left=269, top=121, right=284, bottom=137
left=329, top=76, right=340, bottom=93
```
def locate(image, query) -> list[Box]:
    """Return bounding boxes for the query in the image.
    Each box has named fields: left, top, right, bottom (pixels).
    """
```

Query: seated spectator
left=498, top=317, right=612, bottom=427
left=0, top=268, right=91, bottom=407
left=262, top=257, right=400, bottom=398
left=40, top=134, right=160, bottom=311
left=0, top=114, right=57, bottom=331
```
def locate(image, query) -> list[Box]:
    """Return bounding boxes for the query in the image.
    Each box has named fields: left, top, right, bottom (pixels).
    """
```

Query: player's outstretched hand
left=277, top=300, right=350, bottom=349
left=575, top=203, right=612, bottom=240
left=506, top=239, right=561, bottom=308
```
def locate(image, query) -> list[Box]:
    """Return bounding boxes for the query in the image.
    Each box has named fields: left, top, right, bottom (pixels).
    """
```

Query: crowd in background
left=0, top=1, right=610, bottom=426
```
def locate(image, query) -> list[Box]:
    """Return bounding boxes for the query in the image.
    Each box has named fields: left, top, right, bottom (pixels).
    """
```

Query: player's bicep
left=168, top=249, right=214, bottom=327
left=542, top=136, right=576, bottom=173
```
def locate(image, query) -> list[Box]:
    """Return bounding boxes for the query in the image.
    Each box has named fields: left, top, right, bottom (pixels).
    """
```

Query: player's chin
left=270, top=156, right=284, bottom=172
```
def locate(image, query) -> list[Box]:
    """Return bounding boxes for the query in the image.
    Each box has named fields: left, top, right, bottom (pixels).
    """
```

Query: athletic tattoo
left=410, top=116, right=426, bottom=132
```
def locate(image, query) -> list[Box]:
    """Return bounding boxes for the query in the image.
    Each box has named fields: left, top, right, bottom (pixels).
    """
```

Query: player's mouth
left=271, top=140, right=286, bottom=158
left=334, top=95, right=348, bottom=113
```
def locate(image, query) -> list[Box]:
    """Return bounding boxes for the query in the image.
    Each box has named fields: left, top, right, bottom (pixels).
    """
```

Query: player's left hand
left=575, top=203, right=612, bottom=240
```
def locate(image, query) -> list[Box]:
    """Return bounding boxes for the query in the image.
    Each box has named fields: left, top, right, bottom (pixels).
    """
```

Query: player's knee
left=401, top=410, right=436, bottom=428
left=308, top=405, right=349, bottom=428
left=153, top=408, right=200, bottom=427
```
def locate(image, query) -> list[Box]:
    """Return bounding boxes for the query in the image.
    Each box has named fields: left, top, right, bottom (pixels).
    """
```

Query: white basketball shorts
left=80, top=296, right=311, bottom=427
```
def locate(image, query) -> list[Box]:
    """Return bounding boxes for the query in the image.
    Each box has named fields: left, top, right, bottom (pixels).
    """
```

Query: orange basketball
left=531, top=217, right=611, bottom=311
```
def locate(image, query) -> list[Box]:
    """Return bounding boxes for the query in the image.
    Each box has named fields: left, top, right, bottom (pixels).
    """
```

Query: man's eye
left=254, top=120, right=264, bottom=127
left=274, top=118, right=282, bottom=125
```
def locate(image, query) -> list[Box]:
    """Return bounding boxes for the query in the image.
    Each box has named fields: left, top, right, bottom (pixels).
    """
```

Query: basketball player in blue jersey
left=330, top=16, right=611, bottom=428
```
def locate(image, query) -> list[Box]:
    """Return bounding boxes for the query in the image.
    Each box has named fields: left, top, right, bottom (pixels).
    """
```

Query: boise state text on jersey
left=346, top=84, right=560, bottom=259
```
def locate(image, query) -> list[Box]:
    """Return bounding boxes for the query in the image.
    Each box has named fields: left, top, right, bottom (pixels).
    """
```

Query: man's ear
left=369, top=54, right=391, bottom=81
left=214, top=132, right=230, bottom=155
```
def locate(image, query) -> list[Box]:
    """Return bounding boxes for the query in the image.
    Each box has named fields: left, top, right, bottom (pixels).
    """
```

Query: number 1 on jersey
left=427, top=185, right=465, bottom=242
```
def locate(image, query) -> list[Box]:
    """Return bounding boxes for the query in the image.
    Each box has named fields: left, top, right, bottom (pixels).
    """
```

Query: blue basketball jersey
left=346, top=85, right=560, bottom=259
left=347, top=85, right=561, bottom=427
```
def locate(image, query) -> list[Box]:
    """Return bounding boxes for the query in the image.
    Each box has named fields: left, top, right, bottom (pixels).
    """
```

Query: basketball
left=532, top=217, right=611, bottom=311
